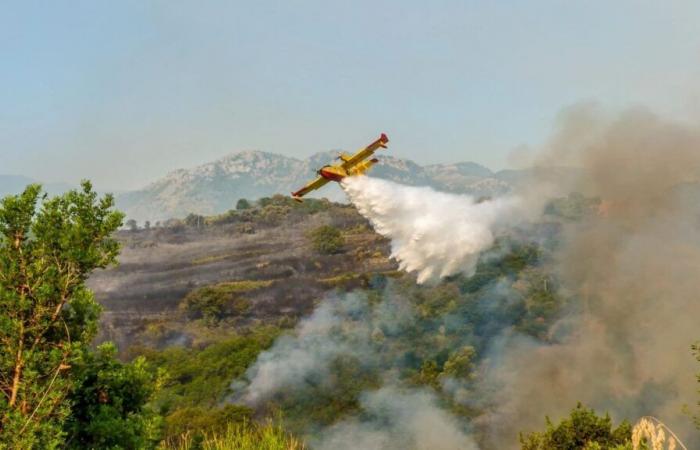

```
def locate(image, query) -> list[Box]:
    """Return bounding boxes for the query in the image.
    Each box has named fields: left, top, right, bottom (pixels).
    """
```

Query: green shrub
left=160, top=420, right=305, bottom=450
left=295, top=198, right=331, bottom=214
left=142, top=327, right=279, bottom=412
left=180, top=281, right=271, bottom=325
left=260, top=204, right=290, bottom=226
left=257, top=197, right=273, bottom=207
left=236, top=198, right=251, bottom=210
left=185, top=213, right=205, bottom=228
left=164, top=405, right=252, bottom=438
left=209, top=209, right=240, bottom=226
left=441, top=346, right=476, bottom=380
left=519, top=403, right=632, bottom=450
left=309, top=225, right=344, bottom=254
left=65, top=343, right=164, bottom=449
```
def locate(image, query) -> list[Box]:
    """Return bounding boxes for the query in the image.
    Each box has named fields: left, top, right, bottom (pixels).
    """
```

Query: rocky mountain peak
left=115, top=150, right=529, bottom=222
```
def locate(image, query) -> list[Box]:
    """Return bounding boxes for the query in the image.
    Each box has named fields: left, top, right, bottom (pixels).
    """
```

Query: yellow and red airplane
left=291, top=133, right=389, bottom=201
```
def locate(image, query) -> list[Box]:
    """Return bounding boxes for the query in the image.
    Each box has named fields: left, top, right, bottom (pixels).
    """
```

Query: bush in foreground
left=160, top=420, right=305, bottom=450
left=65, top=343, right=163, bottom=449
left=520, top=403, right=633, bottom=450
left=0, top=182, right=125, bottom=448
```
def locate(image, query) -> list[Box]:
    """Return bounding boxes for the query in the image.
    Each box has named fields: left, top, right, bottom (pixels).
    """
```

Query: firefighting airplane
left=291, top=133, right=389, bottom=201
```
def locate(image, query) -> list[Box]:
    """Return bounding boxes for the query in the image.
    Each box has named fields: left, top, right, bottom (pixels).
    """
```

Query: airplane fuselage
left=318, top=157, right=380, bottom=182
left=318, top=165, right=348, bottom=182
left=291, top=133, right=387, bottom=201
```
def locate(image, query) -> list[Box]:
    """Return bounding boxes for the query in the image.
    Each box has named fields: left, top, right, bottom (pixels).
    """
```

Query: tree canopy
left=309, top=225, right=344, bottom=255
left=520, top=403, right=632, bottom=450
left=0, top=182, right=154, bottom=448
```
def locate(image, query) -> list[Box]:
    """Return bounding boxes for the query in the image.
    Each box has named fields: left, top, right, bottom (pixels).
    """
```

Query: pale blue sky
left=2, top=1, right=700, bottom=190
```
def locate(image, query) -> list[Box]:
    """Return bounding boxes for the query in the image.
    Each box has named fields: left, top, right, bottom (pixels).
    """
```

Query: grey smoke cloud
left=235, top=105, right=700, bottom=449
left=474, top=105, right=700, bottom=448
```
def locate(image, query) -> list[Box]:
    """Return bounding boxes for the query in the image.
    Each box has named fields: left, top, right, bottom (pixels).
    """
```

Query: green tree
left=0, top=182, right=123, bottom=448
left=520, top=403, right=632, bottom=450
left=309, top=225, right=344, bottom=255
left=126, top=218, right=138, bottom=231
left=184, top=213, right=204, bottom=228
left=236, top=198, right=251, bottom=210
left=181, top=287, right=250, bottom=326
left=64, top=343, right=163, bottom=449
left=441, top=346, right=476, bottom=380
left=139, top=330, right=278, bottom=440
left=411, top=360, right=441, bottom=390
left=180, top=282, right=257, bottom=326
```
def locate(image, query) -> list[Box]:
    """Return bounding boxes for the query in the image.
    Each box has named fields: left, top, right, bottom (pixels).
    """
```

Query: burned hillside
left=89, top=196, right=398, bottom=351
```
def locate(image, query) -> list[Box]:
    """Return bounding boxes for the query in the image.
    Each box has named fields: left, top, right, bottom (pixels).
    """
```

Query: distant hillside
left=115, top=150, right=528, bottom=222
left=3, top=155, right=577, bottom=223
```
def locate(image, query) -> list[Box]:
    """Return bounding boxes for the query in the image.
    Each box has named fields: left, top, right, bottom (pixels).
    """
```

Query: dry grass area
left=89, top=201, right=396, bottom=351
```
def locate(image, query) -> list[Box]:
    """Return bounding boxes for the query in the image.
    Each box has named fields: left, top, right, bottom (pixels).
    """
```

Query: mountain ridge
left=3, top=151, right=572, bottom=223
left=115, top=150, right=514, bottom=222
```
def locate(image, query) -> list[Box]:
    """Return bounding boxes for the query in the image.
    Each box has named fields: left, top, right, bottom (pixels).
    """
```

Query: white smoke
left=233, top=291, right=480, bottom=450
left=312, top=387, right=479, bottom=450
left=342, top=176, right=525, bottom=283
left=236, top=297, right=362, bottom=405
left=235, top=293, right=414, bottom=405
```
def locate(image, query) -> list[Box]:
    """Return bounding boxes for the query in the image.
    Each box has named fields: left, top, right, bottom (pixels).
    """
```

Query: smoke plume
left=475, top=105, right=700, bottom=448
left=235, top=294, right=387, bottom=405
left=312, top=387, right=479, bottom=450
left=234, top=291, right=480, bottom=449
left=234, top=105, right=700, bottom=449
left=341, top=176, right=524, bottom=283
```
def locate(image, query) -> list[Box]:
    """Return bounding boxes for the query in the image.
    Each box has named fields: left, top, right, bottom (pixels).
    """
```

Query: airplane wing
left=342, top=133, right=389, bottom=169
left=291, top=176, right=330, bottom=201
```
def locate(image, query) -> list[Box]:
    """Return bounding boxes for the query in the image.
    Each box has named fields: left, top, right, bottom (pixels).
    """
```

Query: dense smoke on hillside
left=475, top=105, right=700, bottom=448
left=233, top=105, right=700, bottom=449
left=235, top=294, right=389, bottom=405
left=342, top=177, right=527, bottom=283
left=312, top=387, right=478, bottom=450
left=235, top=292, right=480, bottom=450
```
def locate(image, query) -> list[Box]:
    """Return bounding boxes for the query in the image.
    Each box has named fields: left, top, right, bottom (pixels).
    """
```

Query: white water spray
left=342, top=176, right=524, bottom=283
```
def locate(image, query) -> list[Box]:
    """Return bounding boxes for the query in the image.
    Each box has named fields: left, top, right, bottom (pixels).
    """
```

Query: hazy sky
left=3, top=1, right=700, bottom=190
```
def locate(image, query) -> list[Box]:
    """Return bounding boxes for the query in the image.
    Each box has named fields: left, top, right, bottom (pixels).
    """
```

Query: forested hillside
left=89, top=192, right=651, bottom=449
left=2, top=185, right=696, bottom=449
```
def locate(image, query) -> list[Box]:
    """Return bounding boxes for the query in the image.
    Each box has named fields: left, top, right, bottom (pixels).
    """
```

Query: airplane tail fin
left=379, top=133, right=389, bottom=148
left=368, top=133, right=389, bottom=150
